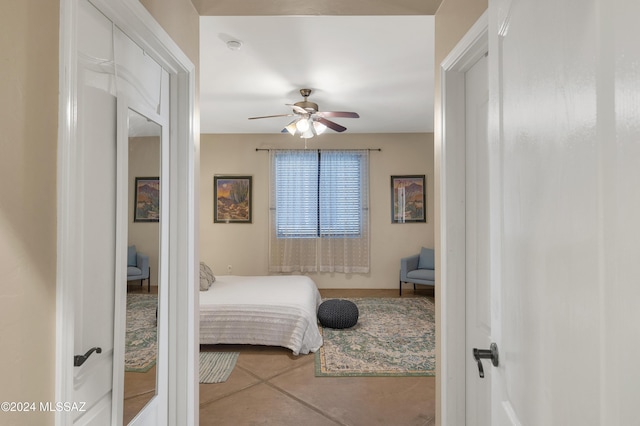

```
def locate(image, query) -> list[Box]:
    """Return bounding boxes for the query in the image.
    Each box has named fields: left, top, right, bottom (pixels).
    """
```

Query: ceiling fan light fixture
left=248, top=88, right=359, bottom=138
left=285, top=123, right=297, bottom=136
left=313, top=121, right=327, bottom=135
left=301, top=128, right=314, bottom=139
left=295, top=118, right=311, bottom=132
left=282, top=121, right=298, bottom=136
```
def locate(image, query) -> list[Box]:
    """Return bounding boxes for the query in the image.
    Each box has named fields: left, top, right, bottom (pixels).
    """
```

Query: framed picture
left=391, top=175, right=426, bottom=223
left=134, top=177, right=160, bottom=222
left=214, top=175, right=252, bottom=223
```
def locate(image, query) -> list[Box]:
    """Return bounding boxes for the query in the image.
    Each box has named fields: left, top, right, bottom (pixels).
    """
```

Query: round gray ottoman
left=318, top=299, right=359, bottom=329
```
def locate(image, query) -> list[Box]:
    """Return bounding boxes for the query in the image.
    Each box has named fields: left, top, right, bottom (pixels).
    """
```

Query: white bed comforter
left=199, top=275, right=323, bottom=355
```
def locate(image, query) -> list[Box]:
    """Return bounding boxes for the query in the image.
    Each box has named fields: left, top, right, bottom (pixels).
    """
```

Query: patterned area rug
left=315, top=297, right=435, bottom=377
left=125, top=293, right=157, bottom=373
left=199, top=352, right=240, bottom=383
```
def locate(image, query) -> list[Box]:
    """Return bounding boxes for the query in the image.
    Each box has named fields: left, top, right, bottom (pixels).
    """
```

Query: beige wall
left=0, top=0, right=198, bottom=424
left=129, top=137, right=161, bottom=287
left=0, top=1, right=59, bottom=424
left=433, top=0, right=487, bottom=424
left=140, top=0, right=200, bottom=65
left=200, top=133, right=434, bottom=289
left=140, top=0, right=201, bottom=137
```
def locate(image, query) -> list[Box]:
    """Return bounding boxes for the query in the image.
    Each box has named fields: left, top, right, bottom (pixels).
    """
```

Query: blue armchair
left=127, top=245, right=150, bottom=292
left=400, top=247, right=435, bottom=296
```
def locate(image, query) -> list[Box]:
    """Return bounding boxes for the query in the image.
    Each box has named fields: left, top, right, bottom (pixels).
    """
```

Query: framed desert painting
left=214, top=175, right=252, bottom=223
left=391, top=175, right=426, bottom=223
left=134, top=177, right=160, bottom=222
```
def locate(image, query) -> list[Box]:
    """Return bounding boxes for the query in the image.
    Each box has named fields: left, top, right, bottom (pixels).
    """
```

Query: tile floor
left=124, top=287, right=436, bottom=425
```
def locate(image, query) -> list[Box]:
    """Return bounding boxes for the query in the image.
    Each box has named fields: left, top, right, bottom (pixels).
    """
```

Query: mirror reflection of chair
left=127, top=245, right=150, bottom=292
left=399, top=247, right=435, bottom=296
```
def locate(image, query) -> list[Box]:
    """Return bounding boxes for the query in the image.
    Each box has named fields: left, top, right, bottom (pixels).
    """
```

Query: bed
left=199, top=275, right=323, bottom=355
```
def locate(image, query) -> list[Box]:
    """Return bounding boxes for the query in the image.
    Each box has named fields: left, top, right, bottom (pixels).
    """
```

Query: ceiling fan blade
left=317, top=117, right=347, bottom=133
left=317, top=111, right=360, bottom=119
left=248, top=113, right=295, bottom=120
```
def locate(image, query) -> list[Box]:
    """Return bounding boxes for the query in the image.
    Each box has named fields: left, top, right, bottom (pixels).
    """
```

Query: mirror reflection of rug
left=315, top=297, right=435, bottom=377
left=125, top=293, right=157, bottom=373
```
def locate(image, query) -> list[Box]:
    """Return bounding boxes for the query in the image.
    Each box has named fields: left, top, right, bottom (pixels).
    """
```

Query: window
left=269, top=149, right=370, bottom=273
left=273, top=150, right=365, bottom=238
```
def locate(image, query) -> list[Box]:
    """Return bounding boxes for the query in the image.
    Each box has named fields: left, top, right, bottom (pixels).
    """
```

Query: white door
left=488, top=0, right=593, bottom=421
left=59, top=0, right=198, bottom=424
left=485, top=0, right=640, bottom=424
left=63, top=1, right=171, bottom=424
left=465, top=52, right=491, bottom=425
left=71, top=80, right=117, bottom=425
left=69, top=2, right=119, bottom=423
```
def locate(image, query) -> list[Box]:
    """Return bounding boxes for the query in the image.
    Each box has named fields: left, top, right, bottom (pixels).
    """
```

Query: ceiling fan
left=248, top=89, right=360, bottom=138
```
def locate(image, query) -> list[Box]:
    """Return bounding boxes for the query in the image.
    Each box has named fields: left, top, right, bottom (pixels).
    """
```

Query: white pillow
left=199, top=262, right=216, bottom=291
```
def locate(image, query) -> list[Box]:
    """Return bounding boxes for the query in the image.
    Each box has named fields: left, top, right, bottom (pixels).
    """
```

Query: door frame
left=439, top=11, right=488, bottom=425
left=56, top=0, right=198, bottom=424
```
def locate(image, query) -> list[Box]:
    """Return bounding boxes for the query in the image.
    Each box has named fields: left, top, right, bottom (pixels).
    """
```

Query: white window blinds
left=273, top=150, right=318, bottom=238
left=319, top=150, right=365, bottom=237
left=269, top=149, right=370, bottom=273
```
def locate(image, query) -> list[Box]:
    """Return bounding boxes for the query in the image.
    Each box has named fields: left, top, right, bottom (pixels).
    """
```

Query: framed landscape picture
left=391, top=175, right=426, bottom=223
left=134, top=177, right=160, bottom=222
left=214, top=175, right=252, bottom=223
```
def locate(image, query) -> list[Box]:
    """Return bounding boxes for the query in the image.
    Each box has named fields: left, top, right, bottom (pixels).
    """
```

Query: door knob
left=472, top=342, right=499, bottom=378
left=74, top=347, right=102, bottom=367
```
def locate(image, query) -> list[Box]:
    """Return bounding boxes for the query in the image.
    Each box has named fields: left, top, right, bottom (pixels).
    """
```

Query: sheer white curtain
left=318, top=150, right=369, bottom=273
left=269, top=149, right=370, bottom=273
left=269, top=150, right=318, bottom=272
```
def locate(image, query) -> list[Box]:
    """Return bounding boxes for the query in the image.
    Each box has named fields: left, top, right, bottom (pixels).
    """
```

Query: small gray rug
left=199, top=352, right=240, bottom=383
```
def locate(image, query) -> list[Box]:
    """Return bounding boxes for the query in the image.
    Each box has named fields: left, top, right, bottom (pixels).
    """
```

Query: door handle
left=74, top=347, right=102, bottom=367
left=472, top=342, right=499, bottom=378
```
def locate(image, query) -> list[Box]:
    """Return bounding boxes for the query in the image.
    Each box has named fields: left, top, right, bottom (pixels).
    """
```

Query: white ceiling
left=199, top=16, right=435, bottom=135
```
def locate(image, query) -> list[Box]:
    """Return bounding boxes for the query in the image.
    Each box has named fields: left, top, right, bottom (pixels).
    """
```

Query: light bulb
left=301, top=128, right=314, bottom=139
left=296, top=118, right=310, bottom=132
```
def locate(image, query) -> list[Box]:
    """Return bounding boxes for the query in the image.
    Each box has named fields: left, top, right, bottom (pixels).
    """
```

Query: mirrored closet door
left=122, top=108, right=162, bottom=424
left=112, top=26, right=171, bottom=424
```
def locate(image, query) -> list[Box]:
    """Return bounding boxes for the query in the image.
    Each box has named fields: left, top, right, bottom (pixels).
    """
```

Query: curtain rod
left=255, top=148, right=381, bottom=152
